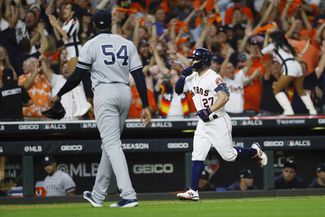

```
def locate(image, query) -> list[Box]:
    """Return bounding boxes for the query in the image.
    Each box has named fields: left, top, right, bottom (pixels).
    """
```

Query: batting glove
left=196, top=107, right=212, bottom=122
left=181, top=67, right=193, bottom=77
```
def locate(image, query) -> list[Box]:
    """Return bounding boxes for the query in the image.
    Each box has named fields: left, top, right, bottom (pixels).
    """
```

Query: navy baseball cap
left=43, top=156, right=56, bottom=166
left=316, top=163, right=325, bottom=172
left=139, top=39, right=149, bottom=47
left=239, top=169, right=254, bottom=179
left=93, top=10, right=111, bottom=29
left=237, top=53, right=248, bottom=62
left=249, top=35, right=264, bottom=47
left=211, top=54, right=224, bottom=64
left=283, top=159, right=296, bottom=170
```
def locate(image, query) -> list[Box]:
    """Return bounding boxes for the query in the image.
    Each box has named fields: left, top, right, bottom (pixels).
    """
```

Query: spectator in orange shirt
left=18, top=57, right=52, bottom=118
left=243, top=36, right=265, bottom=114
left=224, top=0, right=254, bottom=25
left=128, top=75, right=157, bottom=119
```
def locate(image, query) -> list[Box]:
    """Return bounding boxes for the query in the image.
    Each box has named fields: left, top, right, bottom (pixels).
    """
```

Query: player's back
left=82, top=33, right=142, bottom=88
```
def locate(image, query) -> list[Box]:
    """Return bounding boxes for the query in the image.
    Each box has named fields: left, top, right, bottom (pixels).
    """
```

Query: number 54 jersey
left=183, top=69, right=227, bottom=117
left=76, top=32, right=142, bottom=88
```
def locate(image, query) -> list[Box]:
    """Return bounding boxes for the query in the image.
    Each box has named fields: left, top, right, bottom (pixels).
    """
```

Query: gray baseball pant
left=91, top=83, right=136, bottom=203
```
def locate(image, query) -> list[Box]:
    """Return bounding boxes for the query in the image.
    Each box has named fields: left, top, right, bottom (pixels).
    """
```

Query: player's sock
left=235, top=147, right=257, bottom=159
left=190, top=161, right=204, bottom=191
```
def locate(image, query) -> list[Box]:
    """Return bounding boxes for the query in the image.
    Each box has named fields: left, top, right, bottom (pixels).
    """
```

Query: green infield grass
left=1, top=196, right=324, bottom=217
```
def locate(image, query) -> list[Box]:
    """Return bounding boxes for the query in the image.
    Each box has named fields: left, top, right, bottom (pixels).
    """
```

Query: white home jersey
left=76, top=32, right=142, bottom=89
left=223, top=70, right=247, bottom=114
left=62, top=18, right=82, bottom=59
left=184, top=69, right=227, bottom=117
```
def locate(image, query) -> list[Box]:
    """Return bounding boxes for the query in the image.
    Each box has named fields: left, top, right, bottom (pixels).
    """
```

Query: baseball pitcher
left=51, top=10, right=151, bottom=207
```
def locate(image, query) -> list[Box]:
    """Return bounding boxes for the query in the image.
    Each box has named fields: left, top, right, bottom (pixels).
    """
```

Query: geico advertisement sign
left=19, top=124, right=40, bottom=130
left=60, top=145, right=83, bottom=151
left=57, top=163, right=98, bottom=177
left=133, top=164, right=174, bottom=174
left=264, top=141, right=284, bottom=147
left=126, top=121, right=172, bottom=128
left=167, top=143, right=189, bottom=149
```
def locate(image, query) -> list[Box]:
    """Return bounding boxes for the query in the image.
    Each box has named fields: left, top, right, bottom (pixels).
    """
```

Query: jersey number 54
left=101, top=45, right=129, bottom=66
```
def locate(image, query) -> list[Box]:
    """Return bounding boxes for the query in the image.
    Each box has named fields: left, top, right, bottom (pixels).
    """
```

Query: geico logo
left=24, top=146, right=42, bottom=152
left=0, top=147, right=3, bottom=153
left=231, top=120, right=238, bottom=126
left=61, top=145, right=83, bottom=151
left=125, top=122, right=145, bottom=128
left=19, top=124, right=39, bottom=130
left=264, top=141, right=284, bottom=147
left=318, top=119, right=325, bottom=124
left=234, top=142, right=244, bottom=147
left=167, top=143, right=189, bottom=149
left=133, top=164, right=174, bottom=174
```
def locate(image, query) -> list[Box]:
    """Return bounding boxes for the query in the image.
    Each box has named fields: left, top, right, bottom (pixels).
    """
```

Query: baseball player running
left=175, top=48, right=267, bottom=201
left=52, top=10, right=151, bottom=207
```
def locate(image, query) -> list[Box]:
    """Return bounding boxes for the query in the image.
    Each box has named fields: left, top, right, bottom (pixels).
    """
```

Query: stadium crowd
left=0, top=0, right=324, bottom=120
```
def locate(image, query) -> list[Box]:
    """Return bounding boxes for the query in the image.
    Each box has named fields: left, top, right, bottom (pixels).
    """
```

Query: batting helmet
left=93, top=10, right=111, bottom=29
left=188, top=48, right=212, bottom=71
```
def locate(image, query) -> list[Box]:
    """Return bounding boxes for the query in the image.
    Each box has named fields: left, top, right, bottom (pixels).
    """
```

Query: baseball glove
left=42, top=101, right=66, bottom=120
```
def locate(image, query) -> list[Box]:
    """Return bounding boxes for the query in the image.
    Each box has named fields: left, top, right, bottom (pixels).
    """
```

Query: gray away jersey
left=76, top=33, right=143, bottom=88
left=43, top=170, right=76, bottom=196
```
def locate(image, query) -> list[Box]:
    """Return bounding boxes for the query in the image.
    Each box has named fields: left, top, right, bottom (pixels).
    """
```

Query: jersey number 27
left=101, top=45, right=128, bottom=66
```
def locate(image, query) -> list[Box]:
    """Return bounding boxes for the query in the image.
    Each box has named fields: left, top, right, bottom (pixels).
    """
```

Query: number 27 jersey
left=184, top=69, right=226, bottom=113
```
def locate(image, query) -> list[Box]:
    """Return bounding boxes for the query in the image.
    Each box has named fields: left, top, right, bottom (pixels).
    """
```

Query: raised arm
left=40, top=56, right=53, bottom=82
left=299, top=6, right=312, bottom=31
left=315, top=41, right=325, bottom=79
left=220, top=47, right=234, bottom=77
left=238, top=22, right=253, bottom=53
left=49, top=15, right=68, bottom=41
left=255, top=1, right=275, bottom=29
left=280, top=0, right=291, bottom=31
left=194, top=17, right=209, bottom=48
left=23, top=63, right=40, bottom=90
left=132, top=15, right=142, bottom=48
left=314, top=23, right=325, bottom=44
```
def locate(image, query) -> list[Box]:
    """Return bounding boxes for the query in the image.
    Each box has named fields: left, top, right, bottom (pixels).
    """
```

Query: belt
left=92, top=82, right=129, bottom=91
